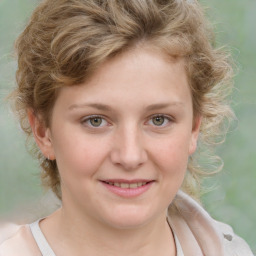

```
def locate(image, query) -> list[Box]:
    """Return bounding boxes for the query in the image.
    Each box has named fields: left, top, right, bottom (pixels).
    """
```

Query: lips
left=103, top=180, right=150, bottom=189
left=100, top=179, right=154, bottom=198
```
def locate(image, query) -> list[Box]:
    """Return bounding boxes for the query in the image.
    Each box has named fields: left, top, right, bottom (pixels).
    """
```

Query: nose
left=110, top=125, right=148, bottom=170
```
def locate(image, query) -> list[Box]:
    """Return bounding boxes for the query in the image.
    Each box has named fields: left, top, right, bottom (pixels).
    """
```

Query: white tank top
left=29, top=219, right=184, bottom=256
left=29, top=220, right=56, bottom=256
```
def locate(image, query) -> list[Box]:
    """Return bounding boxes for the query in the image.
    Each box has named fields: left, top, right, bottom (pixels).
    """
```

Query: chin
left=101, top=205, right=157, bottom=230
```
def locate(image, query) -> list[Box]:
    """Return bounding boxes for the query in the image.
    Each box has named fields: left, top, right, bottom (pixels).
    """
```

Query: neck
left=43, top=207, right=176, bottom=256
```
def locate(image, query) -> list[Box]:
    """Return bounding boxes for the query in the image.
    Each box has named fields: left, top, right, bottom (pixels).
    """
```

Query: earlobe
left=189, top=116, right=201, bottom=155
left=27, top=109, right=55, bottom=160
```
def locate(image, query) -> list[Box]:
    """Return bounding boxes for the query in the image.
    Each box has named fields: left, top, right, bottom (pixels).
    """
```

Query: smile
left=101, top=180, right=154, bottom=198
left=104, top=181, right=148, bottom=189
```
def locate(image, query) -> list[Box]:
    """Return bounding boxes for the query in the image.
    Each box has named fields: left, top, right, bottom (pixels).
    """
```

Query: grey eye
left=89, top=117, right=103, bottom=127
left=152, top=116, right=165, bottom=126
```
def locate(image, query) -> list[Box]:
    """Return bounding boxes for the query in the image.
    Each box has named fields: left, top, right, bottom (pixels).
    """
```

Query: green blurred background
left=0, top=0, right=255, bottom=252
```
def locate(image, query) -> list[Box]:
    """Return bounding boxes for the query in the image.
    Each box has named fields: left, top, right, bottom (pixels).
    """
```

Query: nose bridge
left=111, top=122, right=147, bottom=170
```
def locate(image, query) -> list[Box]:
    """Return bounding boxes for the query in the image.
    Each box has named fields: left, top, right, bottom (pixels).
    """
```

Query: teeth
left=129, top=183, right=138, bottom=189
left=121, top=183, right=129, bottom=188
left=106, top=182, right=149, bottom=188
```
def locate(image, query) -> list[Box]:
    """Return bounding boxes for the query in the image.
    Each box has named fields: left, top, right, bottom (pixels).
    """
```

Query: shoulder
left=0, top=222, right=20, bottom=245
left=215, top=221, right=254, bottom=256
left=0, top=225, right=40, bottom=256
left=169, top=190, right=254, bottom=256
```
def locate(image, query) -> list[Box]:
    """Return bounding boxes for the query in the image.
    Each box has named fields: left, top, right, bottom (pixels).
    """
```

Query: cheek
left=151, top=133, right=191, bottom=174
left=51, top=129, right=109, bottom=179
left=148, top=135, right=191, bottom=205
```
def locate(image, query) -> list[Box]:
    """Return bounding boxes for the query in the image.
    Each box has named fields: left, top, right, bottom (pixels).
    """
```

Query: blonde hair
left=12, top=0, right=234, bottom=199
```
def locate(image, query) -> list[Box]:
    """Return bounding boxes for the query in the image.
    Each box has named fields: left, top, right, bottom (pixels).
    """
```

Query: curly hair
left=11, top=0, right=234, bottom=200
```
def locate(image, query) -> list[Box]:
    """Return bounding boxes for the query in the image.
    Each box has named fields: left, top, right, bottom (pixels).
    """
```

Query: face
left=33, top=47, right=200, bottom=229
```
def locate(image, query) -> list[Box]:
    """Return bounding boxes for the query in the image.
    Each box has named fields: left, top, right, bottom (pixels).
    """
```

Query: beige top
left=0, top=191, right=253, bottom=256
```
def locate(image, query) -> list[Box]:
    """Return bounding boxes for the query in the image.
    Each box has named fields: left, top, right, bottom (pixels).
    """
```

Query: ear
left=27, top=109, right=55, bottom=160
left=189, top=115, right=201, bottom=155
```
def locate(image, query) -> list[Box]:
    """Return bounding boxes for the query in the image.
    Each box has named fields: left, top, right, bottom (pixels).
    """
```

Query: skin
left=28, top=46, right=201, bottom=256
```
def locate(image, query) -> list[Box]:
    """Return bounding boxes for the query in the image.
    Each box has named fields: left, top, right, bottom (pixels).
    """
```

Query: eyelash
left=147, top=114, right=173, bottom=127
left=81, top=115, right=109, bottom=128
left=81, top=114, right=173, bottom=128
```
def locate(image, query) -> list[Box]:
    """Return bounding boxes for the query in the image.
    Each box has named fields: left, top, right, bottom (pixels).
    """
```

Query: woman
left=0, top=0, right=253, bottom=255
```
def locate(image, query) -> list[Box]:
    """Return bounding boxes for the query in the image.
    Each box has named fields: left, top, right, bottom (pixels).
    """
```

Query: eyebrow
left=145, top=102, right=184, bottom=111
left=68, top=103, right=112, bottom=111
left=68, top=102, right=184, bottom=111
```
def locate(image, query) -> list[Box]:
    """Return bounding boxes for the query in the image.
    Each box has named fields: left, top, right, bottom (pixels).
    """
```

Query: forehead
left=54, top=47, right=192, bottom=112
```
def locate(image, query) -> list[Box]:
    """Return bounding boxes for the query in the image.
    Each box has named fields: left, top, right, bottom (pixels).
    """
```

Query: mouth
left=102, top=180, right=152, bottom=189
left=100, top=179, right=155, bottom=198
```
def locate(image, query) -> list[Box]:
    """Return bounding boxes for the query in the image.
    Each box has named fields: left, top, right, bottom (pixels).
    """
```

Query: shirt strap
left=29, top=220, right=56, bottom=256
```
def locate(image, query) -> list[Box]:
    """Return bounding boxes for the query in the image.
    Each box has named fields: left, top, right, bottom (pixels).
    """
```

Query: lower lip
left=101, top=182, right=154, bottom=198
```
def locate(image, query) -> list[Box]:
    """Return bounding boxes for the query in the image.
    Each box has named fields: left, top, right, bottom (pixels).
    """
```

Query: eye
left=82, top=115, right=108, bottom=128
left=148, top=115, right=172, bottom=127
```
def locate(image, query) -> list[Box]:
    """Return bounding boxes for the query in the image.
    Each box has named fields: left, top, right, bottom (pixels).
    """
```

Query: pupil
left=90, top=117, right=102, bottom=127
left=153, top=116, right=164, bottom=126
